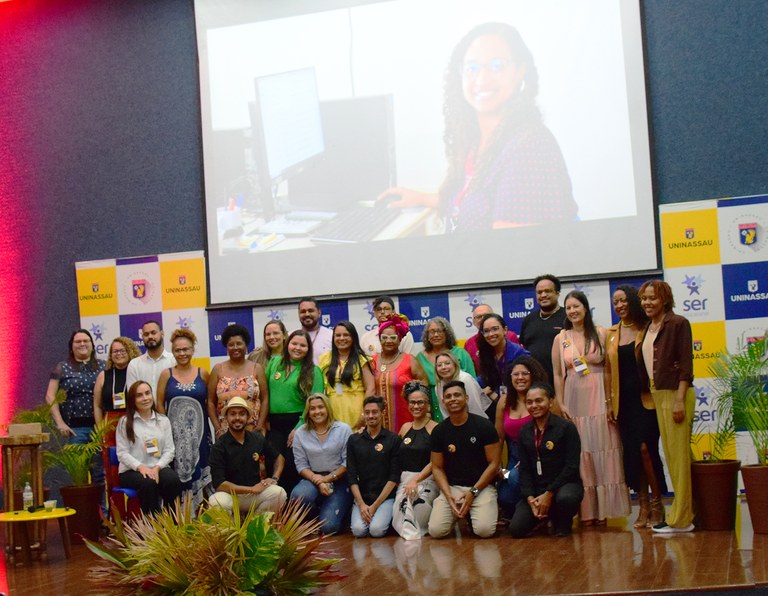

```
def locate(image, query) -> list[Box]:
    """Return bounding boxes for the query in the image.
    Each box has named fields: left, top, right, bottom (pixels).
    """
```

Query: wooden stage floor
left=1, top=498, right=766, bottom=595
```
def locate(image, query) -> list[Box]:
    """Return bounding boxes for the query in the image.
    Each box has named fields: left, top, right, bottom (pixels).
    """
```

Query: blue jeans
left=290, top=478, right=352, bottom=535
left=71, top=426, right=106, bottom=514
left=350, top=498, right=394, bottom=538
left=498, top=466, right=521, bottom=516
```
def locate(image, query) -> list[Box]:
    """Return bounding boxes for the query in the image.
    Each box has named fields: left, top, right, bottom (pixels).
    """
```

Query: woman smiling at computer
left=379, top=22, right=577, bottom=232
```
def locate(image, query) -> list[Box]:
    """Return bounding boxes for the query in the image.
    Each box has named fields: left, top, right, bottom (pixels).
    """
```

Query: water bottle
left=22, top=482, right=33, bottom=510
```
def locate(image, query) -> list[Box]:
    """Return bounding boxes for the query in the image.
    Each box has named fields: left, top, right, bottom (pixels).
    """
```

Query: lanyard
left=534, top=423, right=547, bottom=476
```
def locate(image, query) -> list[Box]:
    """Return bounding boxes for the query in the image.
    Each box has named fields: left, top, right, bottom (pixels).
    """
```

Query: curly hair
left=170, top=328, right=197, bottom=345
left=502, top=355, right=548, bottom=411
left=439, top=22, right=540, bottom=216
left=613, top=285, right=648, bottom=327
left=639, top=280, right=675, bottom=312
left=421, top=317, right=458, bottom=351
left=106, top=336, right=141, bottom=369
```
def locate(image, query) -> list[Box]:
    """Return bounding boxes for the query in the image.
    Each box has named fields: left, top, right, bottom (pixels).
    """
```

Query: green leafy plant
left=44, top=415, right=115, bottom=486
left=85, top=497, right=344, bottom=595
left=709, top=336, right=768, bottom=465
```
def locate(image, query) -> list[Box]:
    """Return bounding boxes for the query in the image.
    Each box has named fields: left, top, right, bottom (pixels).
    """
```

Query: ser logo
left=681, top=274, right=708, bottom=312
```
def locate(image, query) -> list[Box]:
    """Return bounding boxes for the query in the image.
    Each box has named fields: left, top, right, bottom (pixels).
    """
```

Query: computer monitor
left=251, top=67, right=325, bottom=186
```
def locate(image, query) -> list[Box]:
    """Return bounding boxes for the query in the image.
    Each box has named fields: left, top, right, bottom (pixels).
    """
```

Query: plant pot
left=59, top=483, right=104, bottom=543
left=741, top=464, right=768, bottom=534
left=691, top=459, right=741, bottom=530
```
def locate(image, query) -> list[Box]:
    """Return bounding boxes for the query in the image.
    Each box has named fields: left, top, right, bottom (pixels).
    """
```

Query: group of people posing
left=45, top=273, right=696, bottom=537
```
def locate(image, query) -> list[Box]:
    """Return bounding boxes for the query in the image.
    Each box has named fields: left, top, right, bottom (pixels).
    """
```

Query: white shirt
left=300, top=325, right=333, bottom=365
left=126, top=350, right=176, bottom=400
left=436, top=370, right=492, bottom=420
left=360, top=326, right=417, bottom=356
left=116, top=411, right=175, bottom=473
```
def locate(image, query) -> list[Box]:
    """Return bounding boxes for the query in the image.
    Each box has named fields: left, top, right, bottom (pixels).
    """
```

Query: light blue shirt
left=292, top=421, right=352, bottom=474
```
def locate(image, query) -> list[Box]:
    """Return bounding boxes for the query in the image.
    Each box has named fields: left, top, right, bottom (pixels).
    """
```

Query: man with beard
left=509, top=382, right=582, bottom=538
left=296, top=297, right=333, bottom=364
left=519, top=275, right=567, bottom=384
left=428, top=380, right=500, bottom=538
left=209, top=396, right=287, bottom=513
left=126, top=320, right=175, bottom=398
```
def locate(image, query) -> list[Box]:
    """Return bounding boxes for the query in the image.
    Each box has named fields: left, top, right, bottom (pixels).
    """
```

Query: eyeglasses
left=511, top=371, right=531, bottom=378
left=462, top=58, right=513, bottom=78
left=173, top=347, right=193, bottom=354
left=427, top=329, right=445, bottom=336
left=482, top=326, right=502, bottom=335
left=409, top=400, right=428, bottom=407
left=111, top=349, right=127, bottom=356
left=380, top=335, right=399, bottom=342
left=374, top=305, right=393, bottom=313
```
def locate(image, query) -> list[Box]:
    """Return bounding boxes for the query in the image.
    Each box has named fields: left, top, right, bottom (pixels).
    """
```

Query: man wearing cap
left=209, top=396, right=287, bottom=513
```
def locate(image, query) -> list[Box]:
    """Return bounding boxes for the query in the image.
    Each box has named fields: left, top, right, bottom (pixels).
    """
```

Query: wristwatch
left=271, top=476, right=279, bottom=482
left=470, top=486, right=480, bottom=498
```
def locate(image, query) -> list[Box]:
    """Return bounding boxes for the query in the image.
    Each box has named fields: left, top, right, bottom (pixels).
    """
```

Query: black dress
left=617, top=343, right=667, bottom=493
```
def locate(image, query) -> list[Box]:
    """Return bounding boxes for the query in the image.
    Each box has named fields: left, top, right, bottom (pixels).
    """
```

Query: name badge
left=573, top=357, right=590, bottom=376
left=113, top=391, right=126, bottom=409
left=144, top=438, right=161, bottom=458
left=335, top=382, right=344, bottom=395
left=536, top=459, right=543, bottom=476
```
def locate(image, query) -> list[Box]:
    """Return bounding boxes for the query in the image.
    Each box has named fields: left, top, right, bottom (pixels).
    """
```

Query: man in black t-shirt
left=428, top=380, right=500, bottom=538
left=519, top=274, right=568, bottom=384
left=209, top=397, right=287, bottom=514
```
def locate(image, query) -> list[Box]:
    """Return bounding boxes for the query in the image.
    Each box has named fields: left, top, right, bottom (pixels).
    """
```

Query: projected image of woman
left=381, top=22, right=577, bottom=232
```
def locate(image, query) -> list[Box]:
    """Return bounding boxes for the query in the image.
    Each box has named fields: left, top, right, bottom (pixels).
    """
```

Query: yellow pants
left=652, top=386, right=695, bottom=528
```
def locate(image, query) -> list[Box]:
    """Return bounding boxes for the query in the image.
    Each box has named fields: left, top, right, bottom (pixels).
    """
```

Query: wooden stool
left=0, top=428, right=50, bottom=557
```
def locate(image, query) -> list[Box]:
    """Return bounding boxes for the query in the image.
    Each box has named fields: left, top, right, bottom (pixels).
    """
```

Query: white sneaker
left=652, top=522, right=694, bottom=534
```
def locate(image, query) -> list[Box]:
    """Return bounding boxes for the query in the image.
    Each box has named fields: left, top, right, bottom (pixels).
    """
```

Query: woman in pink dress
left=372, top=314, right=427, bottom=430
left=552, top=291, right=630, bottom=524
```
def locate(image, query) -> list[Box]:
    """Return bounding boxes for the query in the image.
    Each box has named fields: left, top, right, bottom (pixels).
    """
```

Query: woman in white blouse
left=116, top=380, right=182, bottom=514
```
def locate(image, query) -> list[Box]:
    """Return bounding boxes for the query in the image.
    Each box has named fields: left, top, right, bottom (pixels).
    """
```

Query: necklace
left=539, top=305, right=561, bottom=321
left=620, top=321, right=635, bottom=329
left=379, top=352, right=401, bottom=372
left=315, top=426, right=330, bottom=436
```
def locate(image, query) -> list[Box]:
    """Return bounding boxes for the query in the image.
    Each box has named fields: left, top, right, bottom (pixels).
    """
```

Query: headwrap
left=378, top=313, right=410, bottom=339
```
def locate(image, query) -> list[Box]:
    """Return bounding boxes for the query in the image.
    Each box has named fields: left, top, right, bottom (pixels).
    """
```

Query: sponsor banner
left=607, top=276, right=652, bottom=325
left=159, top=255, right=207, bottom=310
left=690, top=321, right=726, bottom=380
left=119, top=312, right=165, bottom=352
left=717, top=195, right=768, bottom=264
left=252, top=304, right=295, bottom=342
left=398, top=292, right=450, bottom=341
left=663, top=265, right=725, bottom=323
left=560, top=280, right=612, bottom=328
left=660, top=203, right=720, bottom=268
left=500, top=286, right=536, bottom=336
left=346, top=296, right=380, bottom=339
left=80, top=315, right=121, bottom=359
left=191, top=357, right=211, bottom=373
left=691, top=378, right=719, bottom=436
left=161, top=308, right=210, bottom=358
left=75, top=261, right=118, bottom=317
left=724, top=318, right=768, bottom=353
left=316, top=299, right=349, bottom=330
left=116, top=256, right=162, bottom=314
left=448, top=288, right=503, bottom=341
left=721, top=261, right=768, bottom=321
left=207, top=307, right=255, bottom=358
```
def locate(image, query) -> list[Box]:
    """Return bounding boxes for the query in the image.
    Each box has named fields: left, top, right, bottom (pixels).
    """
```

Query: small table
left=0, top=507, right=76, bottom=563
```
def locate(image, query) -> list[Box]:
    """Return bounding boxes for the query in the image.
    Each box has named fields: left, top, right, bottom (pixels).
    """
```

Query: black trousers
left=119, top=467, right=182, bottom=514
left=509, top=482, right=583, bottom=537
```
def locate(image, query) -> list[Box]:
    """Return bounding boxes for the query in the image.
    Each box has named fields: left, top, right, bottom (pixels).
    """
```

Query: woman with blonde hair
left=291, top=393, right=353, bottom=534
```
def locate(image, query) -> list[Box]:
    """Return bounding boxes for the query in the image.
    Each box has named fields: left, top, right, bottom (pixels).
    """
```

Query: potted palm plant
left=708, top=335, right=768, bottom=533
left=46, top=416, right=113, bottom=542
